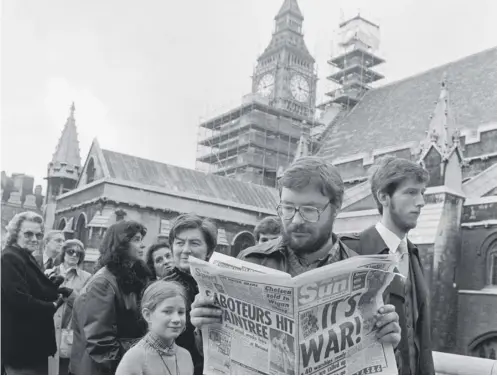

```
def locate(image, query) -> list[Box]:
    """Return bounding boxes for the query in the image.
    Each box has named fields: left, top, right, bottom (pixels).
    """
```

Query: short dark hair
left=145, top=242, right=170, bottom=279
left=254, top=216, right=281, bottom=241
left=168, top=214, right=217, bottom=256
left=369, top=156, right=430, bottom=214
left=278, top=157, right=344, bottom=209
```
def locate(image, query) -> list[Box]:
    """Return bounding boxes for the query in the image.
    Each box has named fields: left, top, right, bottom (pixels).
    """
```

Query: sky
left=1, top=0, right=497, bottom=192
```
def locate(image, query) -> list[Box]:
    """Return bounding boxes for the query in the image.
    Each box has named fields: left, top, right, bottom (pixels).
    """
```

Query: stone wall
left=456, top=292, right=497, bottom=355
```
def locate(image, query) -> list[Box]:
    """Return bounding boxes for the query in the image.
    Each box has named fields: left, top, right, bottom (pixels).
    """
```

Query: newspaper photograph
left=190, top=253, right=400, bottom=375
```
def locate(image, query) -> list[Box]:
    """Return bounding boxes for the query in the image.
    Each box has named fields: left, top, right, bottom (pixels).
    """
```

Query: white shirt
left=375, top=222, right=409, bottom=276
left=375, top=222, right=403, bottom=255
left=43, top=252, right=56, bottom=266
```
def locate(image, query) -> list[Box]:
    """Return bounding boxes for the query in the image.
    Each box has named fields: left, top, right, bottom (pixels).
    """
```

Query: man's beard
left=390, top=201, right=414, bottom=232
left=282, top=223, right=331, bottom=255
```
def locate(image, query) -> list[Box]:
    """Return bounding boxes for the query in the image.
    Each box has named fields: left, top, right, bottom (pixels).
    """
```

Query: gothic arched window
left=488, top=247, right=497, bottom=286
left=86, top=158, right=96, bottom=184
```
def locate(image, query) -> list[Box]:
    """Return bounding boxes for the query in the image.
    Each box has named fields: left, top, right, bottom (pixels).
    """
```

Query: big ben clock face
left=257, top=74, right=275, bottom=97
left=290, top=74, right=310, bottom=102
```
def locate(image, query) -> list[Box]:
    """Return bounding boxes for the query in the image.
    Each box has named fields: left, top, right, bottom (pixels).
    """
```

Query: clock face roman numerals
left=290, top=74, right=310, bottom=102
left=257, top=74, right=275, bottom=97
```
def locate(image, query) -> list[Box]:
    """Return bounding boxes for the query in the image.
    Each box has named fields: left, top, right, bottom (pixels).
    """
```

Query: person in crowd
left=116, top=280, right=194, bottom=375
left=146, top=242, right=174, bottom=280
left=164, top=213, right=218, bottom=375
left=340, top=156, right=435, bottom=374
left=45, top=239, right=92, bottom=375
left=190, top=157, right=401, bottom=350
left=254, top=216, right=281, bottom=244
left=69, top=220, right=151, bottom=374
left=33, top=230, right=65, bottom=271
left=1, top=211, right=69, bottom=374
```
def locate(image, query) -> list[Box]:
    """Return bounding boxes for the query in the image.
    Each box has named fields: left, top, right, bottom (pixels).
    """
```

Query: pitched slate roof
left=317, top=47, right=497, bottom=161
left=101, top=149, right=279, bottom=212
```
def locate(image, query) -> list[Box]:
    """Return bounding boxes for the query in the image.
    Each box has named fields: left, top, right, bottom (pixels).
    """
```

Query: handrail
left=433, top=351, right=497, bottom=375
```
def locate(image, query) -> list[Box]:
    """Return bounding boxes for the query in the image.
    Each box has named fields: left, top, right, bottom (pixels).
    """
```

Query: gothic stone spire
left=48, top=102, right=82, bottom=181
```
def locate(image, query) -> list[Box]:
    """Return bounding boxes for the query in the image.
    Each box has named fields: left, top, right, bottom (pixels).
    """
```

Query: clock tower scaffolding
left=196, top=0, right=322, bottom=187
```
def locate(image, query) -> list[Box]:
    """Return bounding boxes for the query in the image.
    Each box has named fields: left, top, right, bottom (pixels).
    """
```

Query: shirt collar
left=43, top=252, right=52, bottom=264
left=375, top=222, right=405, bottom=255
left=59, top=262, right=79, bottom=276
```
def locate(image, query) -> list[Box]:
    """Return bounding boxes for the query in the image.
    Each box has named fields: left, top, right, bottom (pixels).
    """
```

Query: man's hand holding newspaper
left=190, top=252, right=401, bottom=375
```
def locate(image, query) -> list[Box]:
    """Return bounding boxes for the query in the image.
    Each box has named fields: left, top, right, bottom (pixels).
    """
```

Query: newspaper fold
left=191, top=252, right=400, bottom=375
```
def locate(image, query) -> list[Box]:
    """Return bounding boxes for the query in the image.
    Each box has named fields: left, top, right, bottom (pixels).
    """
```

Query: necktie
left=44, top=258, right=53, bottom=270
left=396, top=238, right=410, bottom=278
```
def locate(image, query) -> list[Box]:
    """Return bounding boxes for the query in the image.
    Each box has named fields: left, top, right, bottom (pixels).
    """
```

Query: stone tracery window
left=487, top=246, right=497, bottom=286
left=86, top=158, right=96, bottom=184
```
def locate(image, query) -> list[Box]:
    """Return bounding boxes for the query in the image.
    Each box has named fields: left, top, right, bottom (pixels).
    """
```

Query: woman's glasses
left=66, top=249, right=82, bottom=256
left=22, top=231, right=44, bottom=240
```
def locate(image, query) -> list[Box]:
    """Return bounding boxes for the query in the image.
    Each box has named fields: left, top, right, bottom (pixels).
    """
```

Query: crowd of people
left=1, top=155, right=434, bottom=375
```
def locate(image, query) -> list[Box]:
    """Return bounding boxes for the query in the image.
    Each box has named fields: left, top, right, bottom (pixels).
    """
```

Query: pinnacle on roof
left=275, top=0, right=303, bottom=20
left=420, top=72, right=462, bottom=159
left=294, top=121, right=311, bottom=162
left=51, top=102, right=82, bottom=170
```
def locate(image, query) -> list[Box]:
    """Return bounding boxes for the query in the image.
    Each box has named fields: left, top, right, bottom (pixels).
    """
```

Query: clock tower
left=252, top=0, right=317, bottom=118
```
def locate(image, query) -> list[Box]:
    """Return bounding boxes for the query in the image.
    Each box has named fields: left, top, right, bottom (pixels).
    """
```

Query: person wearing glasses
left=190, top=157, right=402, bottom=353
left=1, top=211, right=66, bottom=374
left=45, top=239, right=91, bottom=375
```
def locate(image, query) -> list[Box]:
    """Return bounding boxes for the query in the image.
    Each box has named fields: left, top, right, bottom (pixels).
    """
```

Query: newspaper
left=190, top=252, right=400, bottom=375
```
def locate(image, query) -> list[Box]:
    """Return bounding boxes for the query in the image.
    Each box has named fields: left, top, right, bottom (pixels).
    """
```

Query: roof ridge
left=374, top=46, right=497, bottom=91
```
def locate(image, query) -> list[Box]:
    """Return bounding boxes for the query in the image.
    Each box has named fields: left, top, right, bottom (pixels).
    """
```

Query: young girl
left=116, top=281, right=194, bottom=375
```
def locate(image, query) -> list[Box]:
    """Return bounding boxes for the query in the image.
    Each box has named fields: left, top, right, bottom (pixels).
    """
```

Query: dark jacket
left=1, top=244, right=59, bottom=367
left=69, top=267, right=147, bottom=375
left=163, top=267, right=204, bottom=375
left=237, top=235, right=357, bottom=273
left=340, top=226, right=435, bottom=375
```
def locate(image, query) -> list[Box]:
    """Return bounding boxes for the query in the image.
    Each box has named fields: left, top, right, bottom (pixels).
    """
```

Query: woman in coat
left=69, top=220, right=152, bottom=375
left=45, top=239, right=92, bottom=375
left=164, top=213, right=218, bottom=375
left=1, top=211, right=65, bottom=374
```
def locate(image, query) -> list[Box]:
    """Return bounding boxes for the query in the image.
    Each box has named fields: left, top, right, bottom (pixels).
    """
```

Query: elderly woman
left=1, top=211, right=66, bottom=374
left=69, top=220, right=151, bottom=375
left=45, top=239, right=92, bottom=375
left=145, top=241, right=174, bottom=280
left=164, top=213, right=218, bottom=375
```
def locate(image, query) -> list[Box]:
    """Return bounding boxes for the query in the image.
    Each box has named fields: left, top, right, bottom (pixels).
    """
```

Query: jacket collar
left=242, top=234, right=357, bottom=259
left=360, top=226, right=419, bottom=258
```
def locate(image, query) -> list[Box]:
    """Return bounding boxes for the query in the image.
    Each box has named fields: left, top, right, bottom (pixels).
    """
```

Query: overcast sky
left=2, top=0, right=496, bottom=191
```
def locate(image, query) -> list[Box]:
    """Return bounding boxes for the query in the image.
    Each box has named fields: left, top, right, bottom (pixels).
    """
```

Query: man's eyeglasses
left=22, top=231, right=43, bottom=240
left=66, top=249, right=82, bottom=256
left=277, top=202, right=331, bottom=223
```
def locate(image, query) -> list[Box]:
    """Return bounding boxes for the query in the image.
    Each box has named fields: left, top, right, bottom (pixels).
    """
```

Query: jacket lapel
left=358, top=226, right=406, bottom=300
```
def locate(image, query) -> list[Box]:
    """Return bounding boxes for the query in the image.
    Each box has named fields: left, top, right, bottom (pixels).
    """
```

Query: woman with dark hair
left=164, top=213, right=218, bottom=375
left=69, top=220, right=152, bottom=375
left=145, top=242, right=174, bottom=280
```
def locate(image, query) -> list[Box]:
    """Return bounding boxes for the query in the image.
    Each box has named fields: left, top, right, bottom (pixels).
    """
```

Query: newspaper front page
left=190, top=253, right=399, bottom=375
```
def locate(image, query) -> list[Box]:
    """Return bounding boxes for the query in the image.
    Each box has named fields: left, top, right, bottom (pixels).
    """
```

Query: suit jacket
left=32, top=251, right=60, bottom=272
left=341, top=226, right=435, bottom=375
left=1, top=244, right=59, bottom=367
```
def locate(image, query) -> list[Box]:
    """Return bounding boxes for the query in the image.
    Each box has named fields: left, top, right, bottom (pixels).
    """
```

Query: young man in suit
left=33, top=230, right=64, bottom=271
left=342, top=156, right=435, bottom=375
